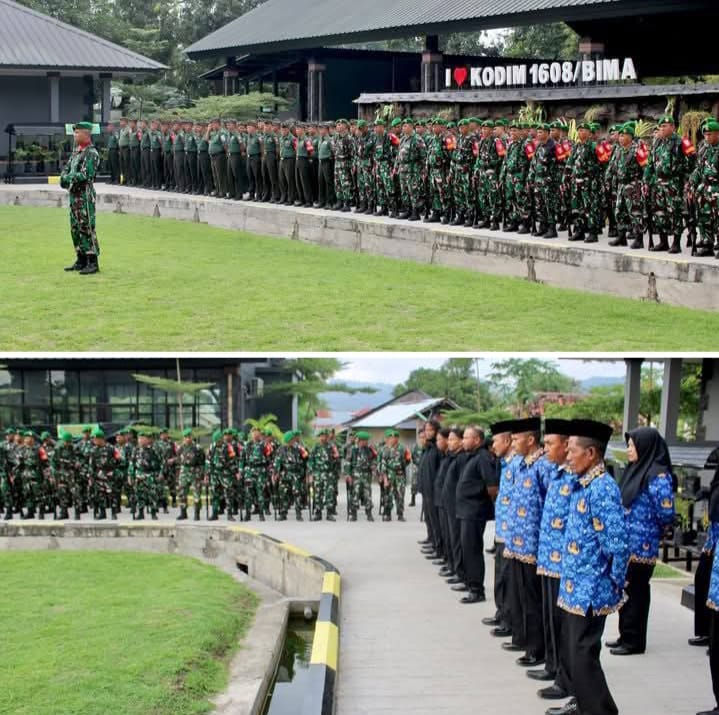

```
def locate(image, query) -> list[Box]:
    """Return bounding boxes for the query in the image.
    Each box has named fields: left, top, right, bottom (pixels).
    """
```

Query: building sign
left=444, top=58, right=638, bottom=90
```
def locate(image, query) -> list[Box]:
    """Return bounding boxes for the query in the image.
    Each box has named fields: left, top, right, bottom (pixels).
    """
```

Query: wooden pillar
left=623, top=358, right=643, bottom=433
left=48, top=72, right=60, bottom=123
left=99, top=74, right=112, bottom=124
left=660, top=358, right=683, bottom=444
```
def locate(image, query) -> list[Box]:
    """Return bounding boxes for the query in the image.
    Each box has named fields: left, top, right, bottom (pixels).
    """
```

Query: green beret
left=40, top=431, right=51, bottom=440
left=390, top=118, right=402, bottom=128
left=577, top=122, right=592, bottom=131
left=263, top=427, right=274, bottom=436
left=357, top=120, right=367, bottom=129
left=509, top=120, right=520, bottom=129
left=4, top=428, right=15, bottom=435
left=73, top=121, right=94, bottom=131
left=128, top=426, right=138, bottom=435
left=22, top=430, right=34, bottom=438
left=182, top=428, right=193, bottom=437
left=293, top=429, right=302, bottom=438
left=537, top=123, right=551, bottom=131
left=222, top=427, right=234, bottom=435
left=59, top=431, right=73, bottom=442
left=402, top=118, right=413, bottom=125
left=658, top=115, right=675, bottom=126
left=335, top=119, right=349, bottom=126
left=374, top=119, right=386, bottom=126
left=91, top=427, right=105, bottom=438
left=704, top=120, right=719, bottom=133
left=469, top=117, right=480, bottom=124
left=482, top=120, right=495, bottom=128
left=283, top=430, right=295, bottom=444
left=82, top=425, right=92, bottom=433
left=212, top=430, right=222, bottom=442
left=549, top=121, right=562, bottom=129
left=590, top=122, right=601, bottom=132
left=497, top=118, right=509, bottom=127
left=356, top=431, right=371, bottom=441
left=520, top=122, right=531, bottom=130
left=620, top=123, right=636, bottom=137
left=457, top=119, right=470, bottom=127
left=446, top=121, right=456, bottom=128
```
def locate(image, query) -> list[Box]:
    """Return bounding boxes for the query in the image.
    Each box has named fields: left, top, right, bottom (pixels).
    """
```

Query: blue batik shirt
left=537, top=463, right=577, bottom=579
left=504, top=449, right=548, bottom=564
left=707, top=523, right=719, bottom=611
left=625, top=472, right=675, bottom=564
left=557, top=463, right=629, bottom=616
left=495, top=453, right=521, bottom=543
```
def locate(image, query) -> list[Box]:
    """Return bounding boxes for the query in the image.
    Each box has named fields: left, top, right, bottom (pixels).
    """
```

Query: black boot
left=4, top=508, right=12, bottom=520
left=584, top=233, right=598, bottom=244
left=65, top=253, right=86, bottom=272
left=408, top=209, right=420, bottom=221
left=151, top=509, right=158, bottom=520
left=74, top=507, right=81, bottom=520
left=450, top=213, right=464, bottom=226
left=517, top=223, right=530, bottom=235
left=532, top=224, right=546, bottom=237
left=296, top=509, right=303, bottom=521
left=409, top=495, right=416, bottom=507
left=542, top=225, right=558, bottom=239
left=178, top=505, right=188, bottom=520
left=367, top=511, right=374, bottom=522
left=629, top=234, right=644, bottom=250
left=568, top=230, right=585, bottom=242
left=650, top=234, right=669, bottom=252
left=331, top=201, right=343, bottom=211
left=668, top=235, right=682, bottom=254
left=193, top=504, right=200, bottom=521
left=38, top=506, right=45, bottom=520
left=341, top=202, right=351, bottom=213
left=79, top=254, right=99, bottom=274
left=209, top=506, right=218, bottom=521
left=136, top=507, right=145, bottom=520
left=609, top=231, right=627, bottom=247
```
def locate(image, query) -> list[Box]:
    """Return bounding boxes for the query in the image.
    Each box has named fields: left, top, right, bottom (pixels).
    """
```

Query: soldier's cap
left=128, top=426, right=138, bottom=434
left=283, top=430, right=295, bottom=444
left=433, top=118, right=446, bottom=126
left=457, top=118, right=470, bottom=127
left=182, top=428, right=193, bottom=437
left=212, top=430, right=222, bottom=442
left=509, top=121, right=520, bottom=129
left=59, top=431, right=73, bottom=442
left=223, top=428, right=234, bottom=435
left=520, top=121, right=531, bottom=129
left=374, top=119, right=386, bottom=126
left=40, top=431, right=51, bottom=440
left=658, top=114, right=675, bottom=126
left=82, top=425, right=92, bottom=433
left=335, top=118, right=349, bottom=126
left=356, top=431, right=371, bottom=441
left=543, top=419, right=574, bottom=437
left=577, top=121, right=592, bottom=131
left=159, top=427, right=169, bottom=434
left=490, top=420, right=517, bottom=436
left=589, top=122, right=601, bottom=132
left=384, top=428, right=400, bottom=438
left=390, top=118, right=403, bottom=128
left=468, top=117, right=480, bottom=124
left=620, top=122, right=636, bottom=137
left=73, top=121, right=94, bottom=131
left=512, top=417, right=541, bottom=434
left=292, top=429, right=302, bottom=438
left=446, top=121, right=457, bottom=128
left=357, top=119, right=368, bottom=128
left=263, top=427, right=274, bottom=436
left=4, top=427, right=15, bottom=435
left=402, top=118, right=414, bottom=125
left=536, top=122, right=551, bottom=131
left=549, top=121, right=562, bottom=129
left=22, top=430, right=34, bottom=438
left=569, top=419, right=613, bottom=446
left=705, top=120, right=719, bottom=133
left=118, top=427, right=130, bottom=435
left=496, top=118, right=509, bottom=127
left=92, top=427, right=105, bottom=438
left=482, top=119, right=495, bottom=128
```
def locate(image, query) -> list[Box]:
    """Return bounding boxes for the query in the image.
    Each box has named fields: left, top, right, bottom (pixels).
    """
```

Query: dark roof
left=185, top=0, right=705, bottom=59
left=0, top=0, right=167, bottom=72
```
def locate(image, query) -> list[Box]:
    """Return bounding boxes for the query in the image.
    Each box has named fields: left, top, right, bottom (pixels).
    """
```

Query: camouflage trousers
left=615, top=180, right=645, bottom=237
left=178, top=470, right=205, bottom=509
left=276, top=471, right=305, bottom=517
left=451, top=166, right=472, bottom=215
left=373, top=162, right=396, bottom=212
left=696, top=182, right=719, bottom=247
left=478, top=169, right=502, bottom=223
left=650, top=178, right=684, bottom=235
left=570, top=179, right=602, bottom=234
left=69, top=188, right=99, bottom=255
left=357, top=160, right=374, bottom=206
left=0, top=476, right=14, bottom=511
left=54, top=478, right=72, bottom=511
left=133, top=475, right=156, bottom=513
left=334, top=159, right=353, bottom=202
left=243, top=467, right=267, bottom=513
left=91, top=474, right=113, bottom=510
left=604, top=181, right=619, bottom=228
left=22, top=475, right=42, bottom=513
left=398, top=167, right=424, bottom=212
left=533, top=179, right=559, bottom=226
left=348, top=473, right=373, bottom=518
left=382, top=475, right=406, bottom=518
left=504, top=173, right=526, bottom=225
left=211, top=472, right=238, bottom=513
left=428, top=167, right=449, bottom=214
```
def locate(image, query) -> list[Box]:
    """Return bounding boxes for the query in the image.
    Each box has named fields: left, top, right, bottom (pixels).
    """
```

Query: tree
left=243, top=413, right=282, bottom=439
left=173, top=92, right=289, bottom=121
left=503, top=23, right=579, bottom=59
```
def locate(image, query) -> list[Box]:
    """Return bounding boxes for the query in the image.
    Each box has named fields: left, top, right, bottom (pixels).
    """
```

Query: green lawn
left=3, top=205, right=719, bottom=350
left=654, top=562, right=689, bottom=579
left=0, top=551, right=258, bottom=715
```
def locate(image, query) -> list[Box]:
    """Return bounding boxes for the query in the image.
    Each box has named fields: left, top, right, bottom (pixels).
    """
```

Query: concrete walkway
left=73, top=494, right=714, bottom=715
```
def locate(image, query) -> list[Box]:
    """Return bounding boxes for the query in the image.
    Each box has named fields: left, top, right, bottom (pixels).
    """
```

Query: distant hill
left=320, top=381, right=396, bottom=415
left=580, top=376, right=624, bottom=391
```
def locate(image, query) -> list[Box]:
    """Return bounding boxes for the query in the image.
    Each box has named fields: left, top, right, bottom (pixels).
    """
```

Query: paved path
left=77, top=495, right=714, bottom=715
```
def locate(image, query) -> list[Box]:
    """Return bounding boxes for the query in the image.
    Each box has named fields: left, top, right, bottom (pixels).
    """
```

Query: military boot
left=542, top=225, right=558, bottom=239
left=79, top=254, right=99, bottom=275
left=331, top=201, right=343, bottom=211
left=568, top=230, right=585, bottom=242
left=475, top=219, right=488, bottom=229
left=532, top=224, right=546, bottom=237
left=177, top=506, right=188, bottom=521
left=227, top=509, right=236, bottom=522
left=355, top=201, right=367, bottom=214
left=341, top=202, right=351, bottom=212
left=194, top=504, right=201, bottom=521
left=668, top=235, right=682, bottom=254
left=209, top=506, right=218, bottom=521
left=314, top=510, right=322, bottom=521
left=3, top=508, right=12, bottom=520
left=59, top=508, right=69, bottom=520
left=629, top=234, right=644, bottom=250
left=136, top=507, right=145, bottom=520
left=38, top=507, right=45, bottom=520
left=609, top=231, right=627, bottom=247
left=650, top=233, right=669, bottom=252
left=151, top=509, right=158, bottom=520
left=398, top=513, right=406, bottom=522
left=366, top=511, right=375, bottom=522
left=450, top=212, right=464, bottom=226
left=111, top=508, right=118, bottom=520
left=584, top=233, right=598, bottom=244
left=65, top=253, right=86, bottom=272
left=99, top=506, right=107, bottom=520
left=517, top=223, right=530, bottom=235
left=489, top=221, right=500, bottom=231
left=74, top=507, right=81, bottom=520
left=408, top=209, right=420, bottom=221
left=296, top=508, right=303, bottom=521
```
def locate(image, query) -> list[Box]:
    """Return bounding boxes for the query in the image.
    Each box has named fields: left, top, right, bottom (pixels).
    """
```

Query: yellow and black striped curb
left=259, top=533, right=341, bottom=715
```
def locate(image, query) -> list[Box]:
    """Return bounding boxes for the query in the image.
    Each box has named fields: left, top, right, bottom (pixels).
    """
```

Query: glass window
left=50, top=370, right=80, bottom=412
left=23, top=370, right=50, bottom=405
left=0, top=367, right=23, bottom=406
left=80, top=371, right=104, bottom=404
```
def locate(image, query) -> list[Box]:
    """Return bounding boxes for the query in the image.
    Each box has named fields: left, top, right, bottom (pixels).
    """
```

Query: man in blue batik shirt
left=550, top=419, right=628, bottom=715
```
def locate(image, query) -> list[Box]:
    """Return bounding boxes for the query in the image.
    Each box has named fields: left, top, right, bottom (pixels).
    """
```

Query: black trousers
left=150, top=148, right=163, bottom=188
left=460, top=518, right=487, bottom=593
left=185, top=153, right=198, bottom=193
left=710, top=609, right=719, bottom=708
left=108, top=148, right=120, bottom=183
left=561, top=610, right=618, bottom=715
left=295, top=157, right=313, bottom=204
left=697, top=550, right=714, bottom=638
left=129, top=146, right=141, bottom=185
left=199, top=152, right=213, bottom=194
left=141, top=147, right=151, bottom=187
left=228, top=153, right=245, bottom=199
left=163, top=151, right=174, bottom=188
left=494, top=541, right=510, bottom=625
left=174, top=153, right=186, bottom=192
left=507, top=559, right=544, bottom=655
left=541, top=575, right=564, bottom=681
left=447, top=510, right=464, bottom=581
left=280, top=157, right=296, bottom=203
left=248, top=155, right=263, bottom=198
left=119, top=146, right=130, bottom=185
left=318, top=158, right=335, bottom=206
left=262, top=155, right=279, bottom=200
left=210, top=153, right=227, bottom=197
left=618, top=560, right=655, bottom=652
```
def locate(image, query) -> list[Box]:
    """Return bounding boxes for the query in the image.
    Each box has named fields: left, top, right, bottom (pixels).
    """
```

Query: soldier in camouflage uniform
left=424, top=118, right=451, bottom=223
left=17, top=431, right=51, bottom=519
left=273, top=431, right=309, bottom=520
left=603, top=125, right=622, bottom=239
left=372, top=120, right=397, bottom=217
left=308, top=429, right=336, bottom=521
left=1, top=428, right=16, bottom=519
left=75, top=426, right=93, bottom=514
left=155, top=428, right=177, bottom=512
left=60, top=122, right=101, bottom=275
left=129, top=431, right=160, bottom=520
left=241, top=427, right=271, bottom=521
left=395, top=118, right=427, bottom=221
left=501, top=122, right=529, bottom=233
left=528, top=123, right=560, bottom=238
left=450, top=119, right=477, bottom=226
left=609, top=123, right=648, bottom=249
left=87, top=427, right=120, bottom=519
left=347, top=431, right=376, bottom=522
left=565, top=122, right=602, bottom=243
left=175, top=429, right=207, bottom=521
left=476, top=120, right=505, bottom=230
left=409, top=432, right=425, bottom=507
left=378, top=429, right=411, bottom=521
left=209, top=429, right=239, bottom=521
left=689, top=119, right=719, bottom=257
left=645, top=114, right=693, bottom=253
left=354, top=120, right=375, bottom=213
left=331, top=119, right=354, bottom=212
left=50, top=432, right=77, bottom=520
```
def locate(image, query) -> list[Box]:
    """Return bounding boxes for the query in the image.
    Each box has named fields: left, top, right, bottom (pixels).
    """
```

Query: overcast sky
left=335, top=356, right=627, bottom=386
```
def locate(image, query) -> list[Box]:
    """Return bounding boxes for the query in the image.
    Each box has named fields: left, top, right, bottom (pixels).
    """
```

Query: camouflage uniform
left=690, top=140, right=719, bottom=255
left=450, top=131, right=477, bottom=224
left=372, top=132, right=397, bottom=215
left=566, top=140, right=602, bottom=238
left=604, top=141, right=621, bottom=236
left=211, top=439, right=239, bottom=520
left=528, top=139, right=560, bottom=232
left=355, top=130, right=376, bottom=211
left=129, top=443, right=160, bottom=519
left=50, top=440, right=77, bottom=519
left=87, top=442, right=120, bottom=518
left=477, top=135, right=505, bottom=227
left=18, top=442, right=51, bottom=518
left=76, top=436, right=93, bottom=513
left=615, top=141, right=647, bottom=242
left=425, top=131, right=451, bottom=219
left=155, top=436, right=178, bottom=511
left=308, top=440, right=336, bottom=520
left=502, top=137, right=530, bottom=229
left=177, top=440, right=207, bottom=520
left=396, top=131, right=427, bottom=218
left=242, top=438, right=271, bottom=520
left=332, top=131, right=355, bottom=205
left=273, top=440, right=309, bottom=520
left=348, top=444, right=377, bottom=521
left=378, top=443, right=411, bottom=520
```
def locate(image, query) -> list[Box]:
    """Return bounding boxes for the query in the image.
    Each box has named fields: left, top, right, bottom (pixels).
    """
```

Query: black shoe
left=546, top=698, right=578, bottom=715
left=481, top=616, right=501, bottom=626
left=439, top=568, right=454, bottom=577
left=605, top=638, right=622, bottom=649
left=476, top=220, right=488, bottom=229
left=607, top=227, right=619, bottom=238
left=629, top=235, right=644, bottom=250
left=65, top=254, right=86, bottom=271
left=517, top=654, right=545, bottom=667
left=650, top=234, right=669, bottom=252
left=450, top=215, right=464, bottom=226
left=501, top=642, right=524, bottom=652
left=527, top=669, right=555, bottom=682
left=610, top=645, right=643, bottom=656
left=446, top=576, right=463, bottom=585
left=367, top=513, right=374, bottom=522
left=450, top=583, right=469, bottom=592
left=489, top=222, right=500, bottom=231
left=397, top=211, right=410, bottom=220
left=79, top=255, right=99, bottom=274
left=460, top=591, right=486, bottom=604
left=431, top=559, right=446, bottom=566
left=609, top=233, right=627, bottom=247
left=543, top=226, right=558, bottom=239
left=398, top=515, right=406, bottom=522
left=517, top=224, right=530, bottom=235
left=331, top=202, right=343, bottom=211
left=669, top=235, right=682, bottom=254
left=485, top=545, right=497, bottom=554
left=568, top=231, right=585, bottom=242
left=539, top=684, right=569, bottom=700
left=491, top=627, right=512, bottom=638
left=584, top=233, right=598, bottom=243
left=689, top=636, right=711, bottom=647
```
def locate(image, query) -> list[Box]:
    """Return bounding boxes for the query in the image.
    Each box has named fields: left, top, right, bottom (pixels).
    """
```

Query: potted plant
left=14, top=148, right=29, bottom=174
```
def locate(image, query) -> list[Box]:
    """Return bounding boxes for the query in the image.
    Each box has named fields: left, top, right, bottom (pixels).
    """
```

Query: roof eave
left=0, top=63, right=167, bottom=73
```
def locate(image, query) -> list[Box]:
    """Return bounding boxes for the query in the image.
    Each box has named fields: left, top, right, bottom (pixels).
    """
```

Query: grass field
left=4, top=205, right=719, bottom=351
left=0, top=551, right=258, bottom=715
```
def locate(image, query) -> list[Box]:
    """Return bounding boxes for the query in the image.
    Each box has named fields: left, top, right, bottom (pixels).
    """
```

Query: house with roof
left=343, top=389, right=459, bottom=448
left=0, top=0, right=165, bottom=166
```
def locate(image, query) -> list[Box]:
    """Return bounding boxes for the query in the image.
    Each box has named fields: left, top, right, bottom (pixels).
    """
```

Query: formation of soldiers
left=103, top=113, right=719, bottom=257
left=417, top=416, right=677, bottom=715
left=0, top=424, right=412, bottom=524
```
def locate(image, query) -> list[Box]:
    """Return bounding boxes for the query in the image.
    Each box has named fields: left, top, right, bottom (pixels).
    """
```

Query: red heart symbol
left=454, top=67, right=468, bottom=87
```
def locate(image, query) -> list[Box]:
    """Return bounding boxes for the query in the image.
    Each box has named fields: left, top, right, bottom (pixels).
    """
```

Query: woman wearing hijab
left=698, top=467, right=719, bottom=715
left=607, top=427, right=675, bottom=655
